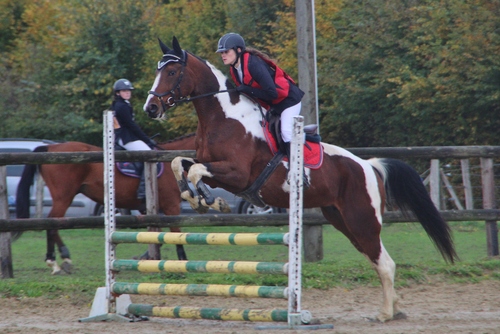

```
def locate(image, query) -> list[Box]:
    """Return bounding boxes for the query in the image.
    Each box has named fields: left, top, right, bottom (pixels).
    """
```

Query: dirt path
left=1, top=280, right=499, bottom=334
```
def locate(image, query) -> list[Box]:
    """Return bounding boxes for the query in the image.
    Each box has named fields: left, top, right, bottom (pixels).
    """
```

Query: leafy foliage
left=0, top=0, right=499, bottom=147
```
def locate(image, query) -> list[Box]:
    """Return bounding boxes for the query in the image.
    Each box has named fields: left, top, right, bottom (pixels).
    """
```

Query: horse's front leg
left=171, top=157, right=209, bottom=214
left=187, top=163, right=231, bottom=213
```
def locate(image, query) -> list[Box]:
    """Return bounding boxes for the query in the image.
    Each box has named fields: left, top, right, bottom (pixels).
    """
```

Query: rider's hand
left=236, top=85, right=251, bottom=94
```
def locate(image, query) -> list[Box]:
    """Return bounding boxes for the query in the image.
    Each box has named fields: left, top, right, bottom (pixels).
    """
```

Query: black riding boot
left=137, top=171, right=146, bottom=201
left=283, top=142, right=310, bottom=189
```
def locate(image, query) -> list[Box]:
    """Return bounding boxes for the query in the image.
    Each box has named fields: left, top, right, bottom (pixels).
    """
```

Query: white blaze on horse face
left=143, top=73, right=161, bottom=113
left=322, top=143, right=383, bottom=224
left=206, top=61, right=266, bottom=140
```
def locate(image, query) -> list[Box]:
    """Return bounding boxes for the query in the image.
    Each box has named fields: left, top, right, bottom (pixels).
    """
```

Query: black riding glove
left=236, top=84, right=252, bottom=94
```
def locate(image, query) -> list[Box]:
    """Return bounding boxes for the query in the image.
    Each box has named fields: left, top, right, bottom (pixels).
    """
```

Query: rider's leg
left=280, top=102, right=309, bottom=188
left=121, top=140, right=151, bottom=200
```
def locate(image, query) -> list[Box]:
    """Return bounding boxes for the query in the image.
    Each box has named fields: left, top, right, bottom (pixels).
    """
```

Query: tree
left=318, top=0, right=500, bottom=147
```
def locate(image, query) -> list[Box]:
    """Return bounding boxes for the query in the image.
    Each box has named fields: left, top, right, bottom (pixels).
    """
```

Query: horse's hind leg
left=45, top=229, right=72, bottom=275
left=370, top=245, right=403, bottom=322
left=46, top=230, right=61, bottom=275
left=53, top=231, right=72, bottom=274
left=322, top=205, right=401, bottom=322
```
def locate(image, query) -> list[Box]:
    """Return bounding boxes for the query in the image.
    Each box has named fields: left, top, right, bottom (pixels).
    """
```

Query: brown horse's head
left=143, top=36, right=192, bottom=120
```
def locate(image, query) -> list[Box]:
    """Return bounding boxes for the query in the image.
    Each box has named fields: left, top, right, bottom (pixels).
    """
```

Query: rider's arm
left=238, top=56, right=278, bottom=102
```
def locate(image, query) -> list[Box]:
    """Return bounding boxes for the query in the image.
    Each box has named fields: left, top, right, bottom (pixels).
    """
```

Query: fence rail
left=1, top=145, right=499, bottom=279
left=2, top=146, right=500, bottom=165
left=1, top=210, right=500, bottom=232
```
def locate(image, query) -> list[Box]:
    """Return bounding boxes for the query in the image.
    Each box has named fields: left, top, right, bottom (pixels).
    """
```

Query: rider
left=216, top=33, right=305, bottom=159
left=112, top=78, right=155, bottom=200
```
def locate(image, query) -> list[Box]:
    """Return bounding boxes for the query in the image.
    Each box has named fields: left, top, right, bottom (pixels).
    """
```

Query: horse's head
left=143, top=36, right=193, bottom=120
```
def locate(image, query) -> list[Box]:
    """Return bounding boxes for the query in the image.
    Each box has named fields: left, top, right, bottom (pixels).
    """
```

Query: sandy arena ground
left=1, top=280, right=500, bottom=333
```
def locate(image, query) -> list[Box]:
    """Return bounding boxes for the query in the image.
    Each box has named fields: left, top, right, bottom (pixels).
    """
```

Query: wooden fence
left=1, top=146, right=499, bottom=278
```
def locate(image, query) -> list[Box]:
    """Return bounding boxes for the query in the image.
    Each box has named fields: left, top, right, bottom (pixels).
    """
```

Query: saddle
left=264, top=113, right=323, bottom=169
left=114, top=145, right=164, bottom=178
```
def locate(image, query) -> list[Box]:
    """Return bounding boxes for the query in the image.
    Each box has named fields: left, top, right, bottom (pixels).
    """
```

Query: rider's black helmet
left=113, top=78, right=134, bottom=91
left=216, top=33, right=246, bottom=53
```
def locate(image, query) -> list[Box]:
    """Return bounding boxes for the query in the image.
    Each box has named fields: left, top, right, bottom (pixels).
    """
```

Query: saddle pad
left=116, top=162, right=164, bottom=178
left=263, top=124, right=323, bottom=170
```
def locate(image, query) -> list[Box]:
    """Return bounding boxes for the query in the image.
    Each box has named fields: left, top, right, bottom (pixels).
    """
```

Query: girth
left=236, top=151, right=286, bottom=207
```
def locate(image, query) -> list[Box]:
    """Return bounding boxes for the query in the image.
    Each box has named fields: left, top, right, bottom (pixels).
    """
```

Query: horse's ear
left=158, top=38, right=170, bottom=54
left=172, top=36, right=183, bottom=56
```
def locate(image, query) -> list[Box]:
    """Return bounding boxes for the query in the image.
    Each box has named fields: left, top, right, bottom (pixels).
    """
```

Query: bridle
left=147, top=57, right=187, bottom=112
left=148, top=53, right=235, bottom=115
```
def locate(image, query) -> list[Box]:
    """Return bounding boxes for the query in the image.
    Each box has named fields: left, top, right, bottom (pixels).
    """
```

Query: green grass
left=1, top=221, right=499, bottom=302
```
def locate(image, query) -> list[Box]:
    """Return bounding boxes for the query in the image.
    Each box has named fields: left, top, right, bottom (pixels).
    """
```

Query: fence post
left=480, top=158, right=499, bottom=256
left=303, top=221, right=323, bottom=262
left=430, top=159, right=441, bottom=209
left=35, top=173, right=44, bottom=218
left=461, top=159, right=474, bottom=210
left=0, top=166, right=13, bottom=278
left=145, top=162, right=161, bottom=260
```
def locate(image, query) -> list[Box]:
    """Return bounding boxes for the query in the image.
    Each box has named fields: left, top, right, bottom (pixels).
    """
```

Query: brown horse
left=143, top=37, right=459, bottom=322
left=16, top=133, right=195, bottom=274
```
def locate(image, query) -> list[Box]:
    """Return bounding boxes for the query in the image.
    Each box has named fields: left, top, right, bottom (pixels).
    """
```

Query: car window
left=7, top=165, right=24, bottom=177
left=0, top=148, right=31, bottom=153
left=0, top=148, right=31, bottom=177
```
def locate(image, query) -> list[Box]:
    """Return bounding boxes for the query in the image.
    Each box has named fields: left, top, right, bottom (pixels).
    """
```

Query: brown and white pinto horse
left=143, top=37, right=458, bottom=322
left=16, top=134, right=196, bottom=274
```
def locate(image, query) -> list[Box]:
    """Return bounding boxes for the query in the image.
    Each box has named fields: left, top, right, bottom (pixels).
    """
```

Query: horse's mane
left=187, top=51, right=210, bottom=68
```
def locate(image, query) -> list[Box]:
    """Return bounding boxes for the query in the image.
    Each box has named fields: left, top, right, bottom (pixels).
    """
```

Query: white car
left=0, top=138, right=99, bottom=219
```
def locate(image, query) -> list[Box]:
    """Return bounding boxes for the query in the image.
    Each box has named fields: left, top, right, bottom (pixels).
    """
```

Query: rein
left=171, top=89, right=236, bottom=105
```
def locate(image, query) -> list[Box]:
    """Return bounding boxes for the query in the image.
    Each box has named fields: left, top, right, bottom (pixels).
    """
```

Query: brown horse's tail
left=370, top=158, right=459, bottom=264
left=16, top=146, right=48, bottom=218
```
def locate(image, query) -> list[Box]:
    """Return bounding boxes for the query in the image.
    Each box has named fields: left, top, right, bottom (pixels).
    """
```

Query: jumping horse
left=143, top=37, right=459, bottom=322
left=16, top=133, right=195, bottom=274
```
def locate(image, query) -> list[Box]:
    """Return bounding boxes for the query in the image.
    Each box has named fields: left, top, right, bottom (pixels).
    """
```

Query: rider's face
left=220, top=49, right=238, bottom=66
left=118, top=90, right=132, bottom=100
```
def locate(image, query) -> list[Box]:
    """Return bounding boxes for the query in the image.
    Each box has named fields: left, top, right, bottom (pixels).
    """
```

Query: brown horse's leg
left=169, top=227, right=187, bottom=260
left=46, top=229, right=62, bottom=275
left=50, top=230, right=72, bottom=274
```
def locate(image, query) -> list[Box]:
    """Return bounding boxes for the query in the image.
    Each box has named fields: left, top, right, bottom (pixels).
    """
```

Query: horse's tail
left=16, top=146, right=48, bottom=218
left=370, top=158, right=459, bottom=263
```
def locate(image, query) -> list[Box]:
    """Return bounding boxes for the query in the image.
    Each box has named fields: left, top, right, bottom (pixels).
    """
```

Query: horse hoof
left=216, top=198, right=232, bottom=213
left=61, top=259, right=73, bottom=274
left=393, top=311, right=407, bottom=320
left=46, top=260, right=62, bottom=275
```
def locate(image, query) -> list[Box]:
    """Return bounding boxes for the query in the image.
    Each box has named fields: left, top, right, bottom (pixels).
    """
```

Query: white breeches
left=118, top=139, right=151, bottom=151
left=280, top=102, right=302, bottom=143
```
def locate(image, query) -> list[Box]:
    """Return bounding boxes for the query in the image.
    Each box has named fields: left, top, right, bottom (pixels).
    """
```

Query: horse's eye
left=168, top=71, right=176, bottom=76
